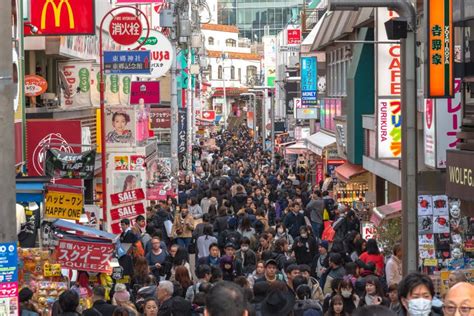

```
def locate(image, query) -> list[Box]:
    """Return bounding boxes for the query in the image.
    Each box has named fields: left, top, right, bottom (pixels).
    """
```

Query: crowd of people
left=19, top=128, right=474, bottom=316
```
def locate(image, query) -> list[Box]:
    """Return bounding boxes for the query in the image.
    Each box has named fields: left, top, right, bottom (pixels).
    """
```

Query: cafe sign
left=426, top=0, right=454, bottom=98
left=446, top=150, right=474, bottom=201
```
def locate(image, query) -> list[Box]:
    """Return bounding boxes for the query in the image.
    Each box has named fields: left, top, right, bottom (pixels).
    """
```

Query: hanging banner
left=45, top=149, right=96, bottom=179
left=56, top=240, right=114, bottom=273
left=44, top=189, right=84, bottom=221
left=377, top=99, right=402, bottom=159
left=109, top=202, right=145, bottom=221
left=301, top=57, right=317, bottom=107
left=263, top=36, right=276, bottom=88
left=27, top=0, right=95, bottom=36
left=130, top=81, right=160, bottom=105
left=58, top=60, right=92, bottom=109
left=426, top=0, right=454, bottom=97
left=110, top=188, right=145, bottom=206
left=178, top=108, right=187, bottom=155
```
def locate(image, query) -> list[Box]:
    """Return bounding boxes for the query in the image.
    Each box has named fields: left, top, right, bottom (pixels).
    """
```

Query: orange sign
left=27, top=0, right=95, bottom=36
left=426, top=0, right=453, bottom=98
left=25, top=75, right=48, bottom=97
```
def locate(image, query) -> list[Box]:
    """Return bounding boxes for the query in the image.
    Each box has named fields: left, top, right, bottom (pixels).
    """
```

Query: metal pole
left=186, top=46, right=193, bottom=175
left=0, top=2, right=16, bottom=242
left=99, top=16, right=108, bottom=224
left=170, top=3, right=179, bottom=176
left=270, top=88, right=275, bottom=169
left=253, top=94, right=257, bottom=142
left=222, top=62, right=227, bottom=130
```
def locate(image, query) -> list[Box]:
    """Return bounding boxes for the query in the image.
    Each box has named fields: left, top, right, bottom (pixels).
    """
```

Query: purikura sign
left=377, top=99, right=402, bottom=158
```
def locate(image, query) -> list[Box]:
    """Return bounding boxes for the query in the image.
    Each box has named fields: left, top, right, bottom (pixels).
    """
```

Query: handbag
left=164, top=220, right=173, bottom=237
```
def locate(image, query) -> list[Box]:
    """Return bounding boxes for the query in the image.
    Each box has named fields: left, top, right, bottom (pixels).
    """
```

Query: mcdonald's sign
left=26, top=0, right=95, bottom=36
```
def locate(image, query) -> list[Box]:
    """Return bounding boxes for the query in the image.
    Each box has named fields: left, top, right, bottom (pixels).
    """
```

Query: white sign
left=424, top=78, right=462, bottom=168
left=361, top=221, right=377, bottom=240
left=58, top=61, right=93, bottom=109
left=123, top=30, right=173, bottom=78
left=377, top=99, right=402, bottom=158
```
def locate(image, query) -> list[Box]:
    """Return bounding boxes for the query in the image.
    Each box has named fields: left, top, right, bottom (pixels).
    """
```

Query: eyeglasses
left=443, top=305, right=474, bottom=316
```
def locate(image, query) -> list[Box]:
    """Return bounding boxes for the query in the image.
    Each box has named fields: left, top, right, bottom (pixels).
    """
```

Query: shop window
left=208, top=37, right=214, bottom=45
left=218, top=65, right=223, bottom=79
left=226, top=38, right=236, bottom=47
left=231, top=66, right=235, bottom=79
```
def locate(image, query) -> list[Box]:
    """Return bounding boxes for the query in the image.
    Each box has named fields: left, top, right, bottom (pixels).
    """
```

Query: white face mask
left=277, top=228, right=284, bottom=234
left=241, top=246, right=249, bottom=252
left=408, top=298, right=432, bottom=316
left=341, top=290, right=352, bottom=298
left=301, top=233, right=308, bottom=238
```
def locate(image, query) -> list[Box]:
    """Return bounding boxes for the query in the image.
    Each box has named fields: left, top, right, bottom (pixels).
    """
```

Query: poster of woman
left=113, top=171, right=143, bottom=193
left=105, top=107, right=136, bottom=147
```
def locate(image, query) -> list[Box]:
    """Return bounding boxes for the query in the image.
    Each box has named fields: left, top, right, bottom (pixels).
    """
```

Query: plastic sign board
left=24, top=75, right=48, bottom=97
left=301, top=57, right=317, bottom=107
left=104, top=51, right=151, bottom=75
left=287, top=28, right=301, bottom=45
left=110, top=12, right=143, bottom=46
left=56, top=240, right=114, bottom=273
left=0, top=243, right=18, bottom=283
left=377, top=99, right=402, bottom=158
left=130, top=81, right=160, bottom=104
left=110, top=188, right=145, bottom=206
left=109, top=202, right=145, bottom=222
left=426, top=0, right=454, bottom=98
left=361, top=222, right=377, bottom=240
left=27, top=0, right=95, bottom=36
left=44, top=189, right=84, bottom=220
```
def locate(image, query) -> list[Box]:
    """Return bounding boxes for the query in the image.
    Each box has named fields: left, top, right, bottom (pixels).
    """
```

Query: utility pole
left=0, top=3, right=16, bottom=243
left=186, top=44, right=193, bottom=175
left=170, top=1, right=179, bottom=177
left=270, top=88, right=275, bottom=168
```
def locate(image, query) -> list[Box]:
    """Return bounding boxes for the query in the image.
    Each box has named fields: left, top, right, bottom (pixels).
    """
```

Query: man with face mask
left=292, top=226, right=317, bottom=265
left=398, top=272, right=441, bottom=316
left=235, top=238, right=257, bottom=274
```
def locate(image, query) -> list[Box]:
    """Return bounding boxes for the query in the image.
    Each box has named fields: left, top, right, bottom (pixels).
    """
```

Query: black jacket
left=83, top=300, right=116, bottom=316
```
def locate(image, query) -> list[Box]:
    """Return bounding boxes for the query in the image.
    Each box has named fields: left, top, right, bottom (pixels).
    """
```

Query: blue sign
left=301, top=57, right=318, bottom=107
left=104, top=51, right=151, bottom=75
left=0, top=242, right=18, bottom=283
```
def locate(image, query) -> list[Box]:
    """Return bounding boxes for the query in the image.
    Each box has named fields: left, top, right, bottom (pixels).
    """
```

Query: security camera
left=25, top=23, right=39, bottom=34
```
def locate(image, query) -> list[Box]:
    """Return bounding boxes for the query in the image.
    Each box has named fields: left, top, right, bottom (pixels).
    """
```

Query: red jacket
left=359, top=252, right=385, bottom=276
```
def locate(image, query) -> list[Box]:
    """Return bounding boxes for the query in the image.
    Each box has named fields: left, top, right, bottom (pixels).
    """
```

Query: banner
left=45, top=149, right=96, bottom=179
left=178, top=108, right=187, bottom=155
left=130, top=81, right=160, bottom=105
left=263, top=36, right=276, bottom=88
left=56, top=240, right=114, bottom=273
left=377, top=99, right=402, bottom=159
left=301, top=56, right=317, bottom=107
left=58, top=61, right=92, bottom=109
left=44, top=189, right=84, bottom=221
left=110, top=188, right=145, bottom=206
left=109, top=202, right=145, bottom=222
left=150, top=108, right=171, bottom=129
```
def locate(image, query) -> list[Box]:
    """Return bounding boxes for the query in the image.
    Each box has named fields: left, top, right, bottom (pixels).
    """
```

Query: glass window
left=231, top=66, right=235, bottom=79
left=209, top=65, right=212, bottom=80
left=218, top=66, right=223, bottom=79
left=208, top=37, right=214, bottom=45
left=226, top=39, right=236, bottom=47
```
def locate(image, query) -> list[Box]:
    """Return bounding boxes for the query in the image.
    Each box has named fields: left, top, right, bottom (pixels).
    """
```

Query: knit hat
left=19, top=287, right=34, bottom=303
left=113, top=283, right=130, bottom=302
left=320, top=240, right=329, bottom=250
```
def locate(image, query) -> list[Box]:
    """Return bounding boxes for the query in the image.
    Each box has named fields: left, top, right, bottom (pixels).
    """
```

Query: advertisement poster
left=114, top=156, right=129, bottom=170
left=26, top=120, right=82, bottom=177
left=113, top=171, right=143, bottom=194
left=263, top=36, right=276, bottom=88
left=0, top=282, right=18, bottom=316
left=301, top=56, right=317, bottom=107
left=130, top=155, right=146, bottom=171
left=109, top=202, right=146, bottom=222
left=45, top=149, right=95, bottom=179
left=377, top=99, right=402, bottom=158
left=418, top=195, right=433, bottom=215
left=58, top=61, right=93, bottom=109
left=130, top=81, right=160, bottom=105
left=432, top=195, right=449, bottom=216
left=105, top=107, right=136, bottom=147
left=419, top=216, right=433, bottom=234
left=56, top=240, right=114, bottom=273
left=419, top=234, right=436, bottom=259
left=110, top=188, right=145, bottom=206
left=433, top=215, right=450, bottom=234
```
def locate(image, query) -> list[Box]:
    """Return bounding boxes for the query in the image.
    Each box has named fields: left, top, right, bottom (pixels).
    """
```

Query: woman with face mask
left=338, top=278, right=360, bottom=314
left=398, top=272, right=440, bottom=316
left=274, top=223, right=294, bottom=249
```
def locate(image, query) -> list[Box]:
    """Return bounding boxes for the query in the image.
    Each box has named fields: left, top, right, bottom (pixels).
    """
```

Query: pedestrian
left=307, top=191, right=325, bottom=238
left=120, top=218, right=138, bottom=244
left=156, top=281, right=174, bottom=316
left=142, top=297, right=159, bottom=316
left=83, top=285, right=117, bottom=316
left=338, top=278, right=360, bottom=314
left=185, top=264, right=212, bottom=302
left=235, top=237, right=257, bottom=274
left=385, top=244, right=403, bottom=286
left=387, top=283, right=401, bottom=314
left=359, top=275, right=389, bottom=307
left=443, top=282, right=474, bottom=316
left=274, top=223, right=294, bottom=249
left=197, top=242, right=221, bottom=267
left=292, top=226, right=318, bottom=265
left=359, top=239, right=384, bottom=276
left=397, top=272, right=440, bottom=316
left=146, top=236, right=169, bottom=280
left=172, top=204, right=194, bottom=249
left=293, top=284, right=323, bottom=316
left=323, top=254, right=346, bottom=295
left=204, top=281, right=250, bottom=316
left=112, top=283, right=138, bottom=315
left=324, top=294, right=347, bottom=316
left=196, top=224, right=218, bottom=259
left=247, top=260, right=265, bottom=288
left=175, top=265, right=194, bottom=296
left=57, top=290, right=81, bottom=316
left=447, top=270, right=468, bottom=289
left=19, top=287, right=40, bottom=316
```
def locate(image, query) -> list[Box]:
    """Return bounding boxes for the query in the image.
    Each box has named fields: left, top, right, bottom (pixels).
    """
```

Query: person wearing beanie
left=112, top=283, right=138, bottom=315
left=19, top=287, right=40, bottom=316
left=311, top=240, right=330, bottom=282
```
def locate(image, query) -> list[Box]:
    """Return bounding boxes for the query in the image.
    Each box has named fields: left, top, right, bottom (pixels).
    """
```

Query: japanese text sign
left=27, top=0, right=95, bottom=36
left=301, top=57, right=317, bottom=107
left=109, top=12, right=142, bottom=46
left=0, top=243, right=18, bottom=283
left=378, top=99, right=402, bottom=159
left=150, top=108, right=171, bottom=129
left=44, top=189, right=84, bottom=220
left=178, top=108, right=187, bottom=155
left=56, top=240, right=114, bottom=273
left=109, top=202, right=145, bottom=222
left=0, top=282, right=19, bottom=316
left=25, top=75, right=48, bottom=97
left=130, top=81, right=160, bottom=105
left=426, top=0, right=453, bottom=97
left=287, top=28, right=301, bottom=45
left=110, top=188, right=145, bottom=206
left=104, top=51, right=151, bottom=75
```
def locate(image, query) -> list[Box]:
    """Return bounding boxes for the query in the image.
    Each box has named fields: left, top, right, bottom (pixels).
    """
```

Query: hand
left=155, top=263, right=161, bottom=269
left=373, top=296, right=382, bottom=305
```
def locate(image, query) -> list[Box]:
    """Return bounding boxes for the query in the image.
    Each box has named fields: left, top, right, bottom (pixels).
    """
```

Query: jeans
left=311, top=221, right=322, bottom=238
left=176, top=237, right=192, bottom=249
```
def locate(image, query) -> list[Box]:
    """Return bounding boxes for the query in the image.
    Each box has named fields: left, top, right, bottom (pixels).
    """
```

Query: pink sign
left=117, top=0, right=164, bottom=2
left=130, top=81, right=160, bottom=105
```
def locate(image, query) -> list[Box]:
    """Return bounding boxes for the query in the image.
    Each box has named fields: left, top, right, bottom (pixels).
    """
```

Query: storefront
left=305, top=131, right=338, bottom=187
left=334, top=162, right=372, bottom=206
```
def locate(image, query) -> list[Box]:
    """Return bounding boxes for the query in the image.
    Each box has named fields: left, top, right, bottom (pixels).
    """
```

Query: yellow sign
left=44, top=263, right=62, bottom=277
left=423, top=258, right=438, bottom=267
left=41, top=0, right=75, bottom=30
left=44, top=190, right=83, bottom=220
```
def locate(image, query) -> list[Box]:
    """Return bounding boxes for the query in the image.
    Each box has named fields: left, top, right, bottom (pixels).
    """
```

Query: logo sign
left=287, top=28, right=301, bottom=45
left=123, top=30, right=173, bottom=78
left=56, top=240, right=114, bottom=273
left=150, top=108, right=171, bottom=129
left=104, top=51, right=151, bottom=75
left=130, top=81, right=160, bottom=104
left=45, top=149, right=96, bottom=179
left=27, top=0, right=95, bottom=36
left=446, top=150, right=474, bottom=201
left=361, top=221, right=377, bottom=240
left=110, top=12, right=142, bottom=46
left=109, top=202, right=145, bottom=221
left=178, top=108, right=187, bottom=155
left=25, top=75, right=48, bottom=97
left=0, top=243, right=18, bottom=283
left=426, top=0, right=454, bottom=98
left=44, top=189, right=84, bottom=220
left=301, top=57, right=317, bottom=107
left=424, top=78, right=462, bottom=168
left=112, top=266, right=123, bottom=280
left=110, top=188, right=145, bottom=206
left=26, top=120, right=82, bottom=177
left=377, top=99, right=402, bottom=158
left=201, top=110, right=216, bottom=121
left=58, top=61, right=93, bottom=109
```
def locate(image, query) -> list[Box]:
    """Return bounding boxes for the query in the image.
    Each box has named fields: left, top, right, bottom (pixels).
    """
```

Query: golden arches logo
left=41, top=0, right=75, bottom=30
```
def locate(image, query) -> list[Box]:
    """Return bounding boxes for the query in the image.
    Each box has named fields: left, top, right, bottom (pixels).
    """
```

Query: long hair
left=133, top=256, right=150, bottom=281
left=366, top=239, right=380, bottom=255
left=326, top=294, right=348, bottom=316
left=175, top=265, right=193, bottom=291
left=364, top=275, right=385, bottom=297
left=122, top=175, right=136, bottom=192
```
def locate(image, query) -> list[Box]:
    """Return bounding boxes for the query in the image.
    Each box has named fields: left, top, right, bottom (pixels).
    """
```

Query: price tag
left=424, top=258, right=438, bottom=267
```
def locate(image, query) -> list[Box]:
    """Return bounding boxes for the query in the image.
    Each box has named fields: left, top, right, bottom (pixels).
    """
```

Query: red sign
left=201, top=110, right=216, bottom=121
left=27, top=0, right=95, bottom=36
left=26, top=120, right=82, bottom=177
left=287, top=28, right=301, bottom=45
left=110, top=202, right=145, bottom=221
left=25, top=75, right=48, bottom=97
left=130, top=81, right=160, bottom=105
left=316, top=162, right=324, bottom=184
left=56, top=240, right=114, bottom=273
left=150, top=108, right=171, bottom=129
left=147, top=183, right=175, bottom=201
left=110, top=188, right=145, bottom=206
left=109, top=12, right=143, bottom=46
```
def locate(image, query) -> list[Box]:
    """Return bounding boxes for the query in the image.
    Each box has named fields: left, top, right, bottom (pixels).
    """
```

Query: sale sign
left=361, top=221, right=377, bottom=240
left=25, top=75, right=48, bottom=97
left=110, top=12, right=143, bottom=46
left=110, top=188, right=145, bottom=206
left=109, top=202, right=145, bottom=221
left=56, top=240, right=115, bottom=273
left=44, top=189, right=84, bottom=221
left=27, top=0, right=95, bottom=36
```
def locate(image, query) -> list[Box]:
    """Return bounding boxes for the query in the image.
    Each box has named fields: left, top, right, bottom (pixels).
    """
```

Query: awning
left=370, top=200, right=402, bottom=225
left=16, top=177, right=50, bottom=203
left=286, top=142, right=308, bottom=155
left=305, top=131, right=336, bottom=156
left=335, top=162, right=367, bottom=182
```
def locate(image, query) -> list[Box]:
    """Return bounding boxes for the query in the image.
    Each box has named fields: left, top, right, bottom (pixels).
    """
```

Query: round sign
left=109, top=12, right=143, bottom=46
left=123, top=29, right=173, bottom=78
left=25, top=75, right=48, bottom=97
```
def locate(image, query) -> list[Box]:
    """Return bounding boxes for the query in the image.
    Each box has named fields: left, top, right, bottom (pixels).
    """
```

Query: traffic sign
left=104, top=51, right=151, bottom=75
left=110, top=12, right=143, bottom=46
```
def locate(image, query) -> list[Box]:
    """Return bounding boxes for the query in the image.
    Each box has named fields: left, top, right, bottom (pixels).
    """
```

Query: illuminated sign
left=377, top=99, right=402, bottom=159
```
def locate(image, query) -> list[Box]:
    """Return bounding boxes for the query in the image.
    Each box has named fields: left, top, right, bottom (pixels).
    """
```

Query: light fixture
left=28, top=202, right=39, bottom=211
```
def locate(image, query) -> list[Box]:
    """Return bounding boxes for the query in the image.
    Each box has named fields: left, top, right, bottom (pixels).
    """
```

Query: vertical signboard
left=376, top=8, right=402, bottom=159
left=263, top=36, right=276, bottom=88
left=426, top=0, right=454, bottom=98
left=424, top=99, right=436, bottom=167
left=301, top=57, right=317, bottom=107
left=0, top=242, right=18, bottom=316
left=178, top=108, right=187, bottom=159
left=287, top=28, right=301, bottom=45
